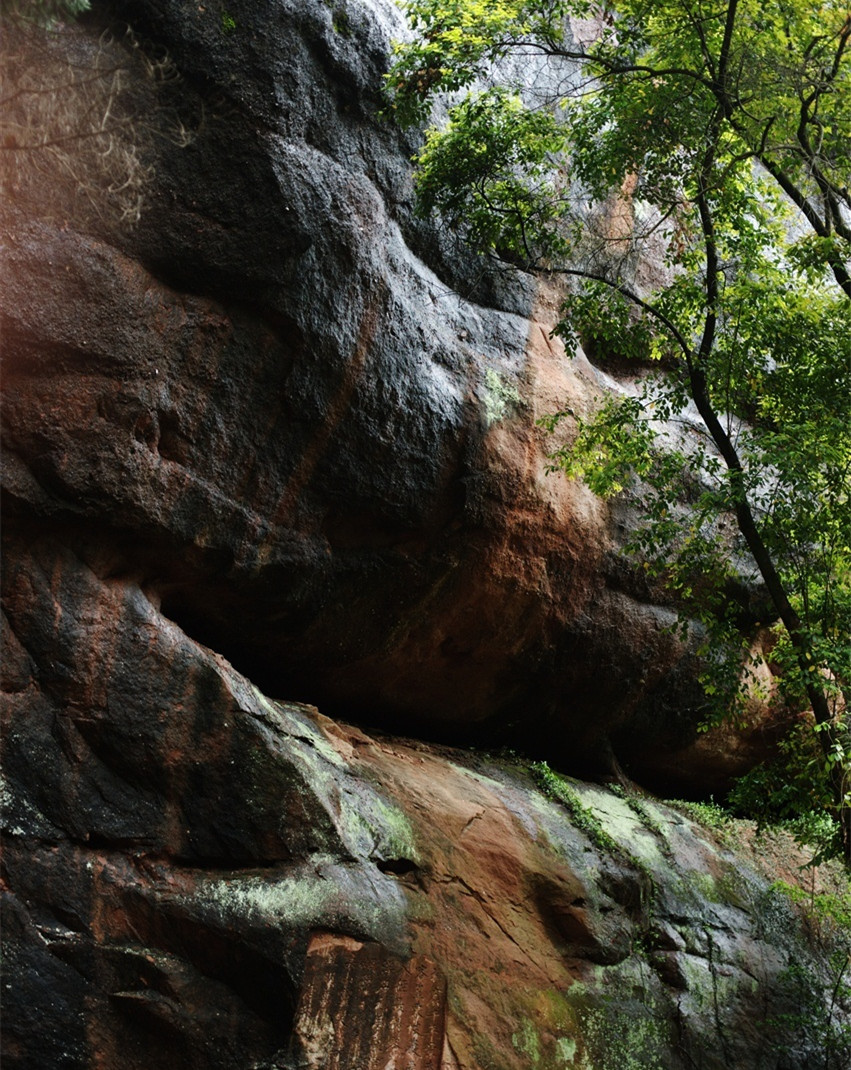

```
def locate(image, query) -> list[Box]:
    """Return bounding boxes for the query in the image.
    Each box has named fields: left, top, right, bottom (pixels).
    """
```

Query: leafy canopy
left=389, top=0, right=851, bottom=859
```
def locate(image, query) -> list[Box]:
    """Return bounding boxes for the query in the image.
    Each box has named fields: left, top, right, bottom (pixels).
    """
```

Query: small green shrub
left=531, top=761, right=620, bottom=854
left=768, top=956, right=851, bottom=1070
left=726, top=726, right=845, bottom=865
left=667, top=798, right=732, bottom=832
left=772, top=881, right=851, bottom=941
left=767, top=880, right=851, bottom=1067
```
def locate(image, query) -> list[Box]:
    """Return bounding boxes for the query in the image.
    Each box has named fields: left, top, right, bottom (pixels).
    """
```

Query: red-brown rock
left=2, top=556, right=846, bottom=1067
left=1, top=5, right=827, bottom=1068
left=0, top=0, right=729, bottom=783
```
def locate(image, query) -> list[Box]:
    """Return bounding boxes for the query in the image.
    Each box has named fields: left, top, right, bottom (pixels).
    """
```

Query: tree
left=388, top=0, right=851, bottom=860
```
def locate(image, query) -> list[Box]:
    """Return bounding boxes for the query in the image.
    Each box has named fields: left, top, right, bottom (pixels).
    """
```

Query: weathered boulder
left=2, top=551, right=847, bottom=1067
left=0, top=0, right=737, bottom=782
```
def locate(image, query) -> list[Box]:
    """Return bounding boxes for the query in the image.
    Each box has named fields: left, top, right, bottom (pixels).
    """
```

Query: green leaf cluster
left=391, top=0, right=851, bottom=858
left=415, top=89, right=569, bottom=263
left=388, top=0, right=573, bottom=124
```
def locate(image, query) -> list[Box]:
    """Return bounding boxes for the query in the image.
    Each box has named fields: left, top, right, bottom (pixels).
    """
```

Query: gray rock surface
left=0, top=0, right=728, bottom=777
left=2, top=540, right=847, bottom=1067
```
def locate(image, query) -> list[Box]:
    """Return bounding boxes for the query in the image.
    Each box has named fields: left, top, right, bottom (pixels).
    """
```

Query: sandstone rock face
left=2, top=549, right=847, bottom=1067
left=2, top=2, right=837, bottom=1067
left=0, top=0, right=721, bottom=781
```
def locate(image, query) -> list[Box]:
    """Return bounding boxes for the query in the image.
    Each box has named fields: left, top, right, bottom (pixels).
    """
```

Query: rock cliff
left=1, top=0, right=719, bottom=777
left=1, top=1, right=847, bottom=1067
left=3, top=542, right=848, bottom=1067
